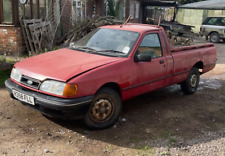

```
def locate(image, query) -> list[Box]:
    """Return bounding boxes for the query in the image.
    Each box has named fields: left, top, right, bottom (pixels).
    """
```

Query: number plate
left=12, top=89, right=35, bottom=105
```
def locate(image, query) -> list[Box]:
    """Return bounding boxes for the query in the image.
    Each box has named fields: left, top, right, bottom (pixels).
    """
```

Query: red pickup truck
left=5, top=24, right=216, bottom=129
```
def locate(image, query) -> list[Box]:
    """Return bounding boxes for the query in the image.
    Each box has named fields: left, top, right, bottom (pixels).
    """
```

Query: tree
left=107, top=0, right=119, bottom=18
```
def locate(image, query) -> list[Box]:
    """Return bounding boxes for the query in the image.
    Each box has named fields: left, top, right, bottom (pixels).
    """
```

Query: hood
left=15, top=48, right=121, bottom=81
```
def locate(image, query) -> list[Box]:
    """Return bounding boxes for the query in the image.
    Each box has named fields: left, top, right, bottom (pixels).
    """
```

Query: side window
left=137, top=33, right=163, bottom=59
left=221, top=18, right=225, bottom=26
left=207, top=18, right=219, bottom=25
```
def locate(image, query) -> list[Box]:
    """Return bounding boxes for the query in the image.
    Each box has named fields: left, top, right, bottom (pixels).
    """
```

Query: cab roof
left=100, top=23, right=162, bottom=34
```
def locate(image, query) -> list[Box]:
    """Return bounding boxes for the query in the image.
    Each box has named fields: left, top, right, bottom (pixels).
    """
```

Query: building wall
left=0, top=26, right=25, bottom=56
left=176, top=8, right=225, bottom=33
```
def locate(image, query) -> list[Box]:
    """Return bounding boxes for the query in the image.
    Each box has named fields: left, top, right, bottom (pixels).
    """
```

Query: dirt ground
left=0, top=39, right=225, bottom=156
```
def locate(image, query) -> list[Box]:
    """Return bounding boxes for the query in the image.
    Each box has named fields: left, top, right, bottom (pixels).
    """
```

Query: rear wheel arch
left=193, top=61, right=203, bottom=74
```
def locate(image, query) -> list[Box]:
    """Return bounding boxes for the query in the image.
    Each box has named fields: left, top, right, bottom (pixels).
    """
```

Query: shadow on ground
left=51, top=79, right=225, bottom=149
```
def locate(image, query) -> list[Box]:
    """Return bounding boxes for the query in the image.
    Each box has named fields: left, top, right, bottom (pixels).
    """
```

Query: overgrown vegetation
left=0, top=69, right=11, bottom=87
left=0, top=56, right=14, bottom=87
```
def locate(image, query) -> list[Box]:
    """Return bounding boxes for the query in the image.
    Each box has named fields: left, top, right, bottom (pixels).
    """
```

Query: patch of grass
left=161, top=131, right=170, bottom=139
left=161, top=151, right=167, bottom=156
left=135, top=145, right=154, bottom=156
left=107, top=145, right=114, bottom=152
left=0, top=69, right=11, bottom=87
left=161, top=130, right=176, bottom=139
left=168, top=138, right=177, bottom=145
left=6, top=59, right=15, bottom=63
left=0, top=56, right=6, bottom=62
left=131, top=137, right=142, bottom=144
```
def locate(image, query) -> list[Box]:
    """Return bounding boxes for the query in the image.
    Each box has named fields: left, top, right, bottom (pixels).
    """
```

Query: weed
left=43, top=46, right=60, bottom=53
left=161, top=151, right=167, bottom=155
left=162, top=131, right=170, bottom=138
left=161, top=130, right=176, bottom=139
left=131, top=137, right=142, bottom=144
left=169, top=138, right=177, bottom=145
left=135, top=145, right=154, bottom=156
left=107, top=145, right=113, bottom=152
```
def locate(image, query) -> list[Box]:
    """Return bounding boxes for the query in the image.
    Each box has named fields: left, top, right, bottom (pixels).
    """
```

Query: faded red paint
left=12, top=24, right=217, bottom=100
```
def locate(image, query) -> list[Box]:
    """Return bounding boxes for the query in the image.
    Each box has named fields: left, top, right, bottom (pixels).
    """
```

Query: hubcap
left=91, top=99, right=113, bottom=122
left=190, top=74, right=197, bottom=87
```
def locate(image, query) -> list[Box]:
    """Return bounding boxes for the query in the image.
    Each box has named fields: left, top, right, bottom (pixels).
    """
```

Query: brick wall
left=0, top=26, right=26, bottom=56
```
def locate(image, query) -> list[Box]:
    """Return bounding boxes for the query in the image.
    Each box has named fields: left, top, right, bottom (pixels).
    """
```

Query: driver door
left=132, top=32, right=168, bottom=95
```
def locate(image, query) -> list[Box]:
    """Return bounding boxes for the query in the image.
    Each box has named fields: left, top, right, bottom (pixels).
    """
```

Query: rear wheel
left=84, top=87, right=122, bottom=129
left=210, top=32, right=220, bottom=43
left=181, top=67, right=200, bottom=94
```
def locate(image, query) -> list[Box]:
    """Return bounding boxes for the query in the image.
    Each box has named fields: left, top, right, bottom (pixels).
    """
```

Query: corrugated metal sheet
left=179, top=0, right=225, bottom=10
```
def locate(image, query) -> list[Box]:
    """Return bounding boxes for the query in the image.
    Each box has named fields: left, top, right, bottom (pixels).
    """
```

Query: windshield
left=70, top=28, right=140, bottom=57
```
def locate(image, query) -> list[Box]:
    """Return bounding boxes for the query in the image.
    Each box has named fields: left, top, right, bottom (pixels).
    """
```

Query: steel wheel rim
left=211, top=35, right=218, bottom=42
left=90, top=99, right=113, bottom=122
left=190, top=74, right=197, bottom=88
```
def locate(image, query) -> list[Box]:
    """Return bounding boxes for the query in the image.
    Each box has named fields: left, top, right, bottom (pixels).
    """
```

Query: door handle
left=159, top=60, right=165, bottom=64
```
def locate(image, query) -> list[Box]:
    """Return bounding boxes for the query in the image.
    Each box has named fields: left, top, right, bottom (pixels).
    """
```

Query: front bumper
left=5, top=79, right=93, bottom=120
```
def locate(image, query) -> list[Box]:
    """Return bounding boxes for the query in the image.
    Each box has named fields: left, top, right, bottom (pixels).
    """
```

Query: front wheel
left=181, top=67, right=200, bottom=94
left=84, top=87, right=122, bottom=129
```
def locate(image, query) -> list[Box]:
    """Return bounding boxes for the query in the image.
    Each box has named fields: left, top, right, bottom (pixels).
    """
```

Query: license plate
left=12, top=89, right=35, bottom=105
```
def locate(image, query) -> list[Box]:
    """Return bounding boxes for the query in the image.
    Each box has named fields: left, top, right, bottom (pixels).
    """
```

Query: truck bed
left=171, top=43, right=214, bottom=53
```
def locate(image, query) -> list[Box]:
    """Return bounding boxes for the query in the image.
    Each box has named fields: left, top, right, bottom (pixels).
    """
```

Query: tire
left=210, top=32, right=220, bottom=43
left=84, top=87, right=122, bottom=129
left=222, top=39, right=225, bottom=42
left=181, top=67, right=200, bottom=94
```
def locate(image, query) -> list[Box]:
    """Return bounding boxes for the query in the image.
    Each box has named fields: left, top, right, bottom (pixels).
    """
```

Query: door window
left=137, top=33, right=163, bottom=59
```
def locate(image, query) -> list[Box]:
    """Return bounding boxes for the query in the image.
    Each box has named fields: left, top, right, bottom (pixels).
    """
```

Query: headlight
left=11, top=68, right=22, bottom=82
left=40, top=80, right=77, bottom=97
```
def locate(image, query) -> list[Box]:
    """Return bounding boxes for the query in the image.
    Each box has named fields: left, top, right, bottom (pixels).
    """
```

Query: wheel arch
left=97, top=82, right=121, bottom=97
left=208, top=31, right=219, bottom=36
left=193, top=61, right=203, bottom=74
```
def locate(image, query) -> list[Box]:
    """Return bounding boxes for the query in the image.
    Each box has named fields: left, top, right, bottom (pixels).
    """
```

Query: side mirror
left=134, top=52, right=152, bottom=62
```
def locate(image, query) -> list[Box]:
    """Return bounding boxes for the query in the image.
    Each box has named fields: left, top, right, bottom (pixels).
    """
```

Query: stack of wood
left=166, top=30, right=194, bottom=46
left=62, top=16, right=123, bottom=46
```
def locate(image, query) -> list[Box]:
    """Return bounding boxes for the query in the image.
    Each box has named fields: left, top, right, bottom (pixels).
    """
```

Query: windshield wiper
left=97, top=49, right=125, bottom=54
left=74, top=46, right=97, bottom=51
